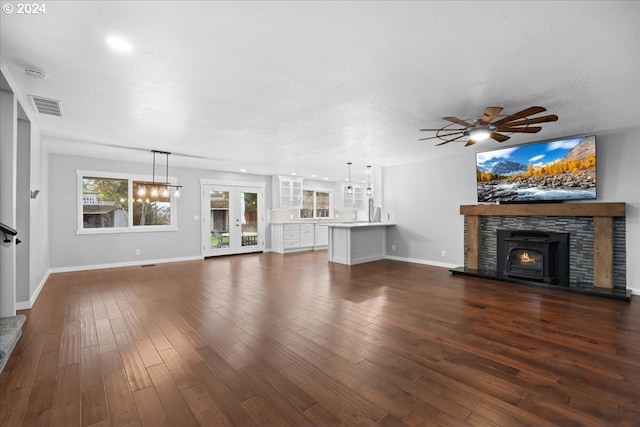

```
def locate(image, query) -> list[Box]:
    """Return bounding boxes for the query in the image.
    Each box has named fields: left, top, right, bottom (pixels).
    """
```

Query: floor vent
left=141, top=264, right=156, bottom=267
left=28, top=95, right=63, bottom=117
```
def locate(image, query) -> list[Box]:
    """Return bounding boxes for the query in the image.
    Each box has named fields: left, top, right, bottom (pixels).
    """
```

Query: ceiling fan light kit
left=420, top=106, right=558, bottom=147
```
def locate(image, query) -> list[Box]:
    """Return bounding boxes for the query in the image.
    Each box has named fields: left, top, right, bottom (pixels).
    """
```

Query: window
left=300, top=190, right=331, bottom=218
left=82, top=177, right=129, bottom=229
left=78, top=171, right=178, bottom=234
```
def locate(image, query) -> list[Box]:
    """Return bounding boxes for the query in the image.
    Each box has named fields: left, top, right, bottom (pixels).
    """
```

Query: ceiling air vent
left=28, top=95, right=63, bottom=117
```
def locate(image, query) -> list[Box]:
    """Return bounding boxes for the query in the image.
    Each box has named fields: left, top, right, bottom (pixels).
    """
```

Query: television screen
left=476, top=135, right=596, bottom=203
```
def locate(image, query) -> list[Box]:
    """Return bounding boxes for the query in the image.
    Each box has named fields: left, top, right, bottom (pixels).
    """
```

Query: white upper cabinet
left=276, top=176, right=303, bottom=208
left=342, top=184, right=364, bottom=209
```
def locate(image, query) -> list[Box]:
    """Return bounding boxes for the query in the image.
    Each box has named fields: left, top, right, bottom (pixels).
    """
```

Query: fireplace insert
left=497, top=229, right=569, bottom=285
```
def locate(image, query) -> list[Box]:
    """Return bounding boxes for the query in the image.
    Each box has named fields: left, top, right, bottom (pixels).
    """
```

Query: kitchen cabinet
left=271, top=222, right=329, bottom=253
left=342, top=184, right=365, bottom=209
left=300, top=224, right=315, bottom=247
left=315, top=223, right=328, bottom=247
left=282, top=223, right=300, bottom=249
left=276, top=176, right=303, bottom=208
left=327, top=222, right=396, bottom=265
left=271, top=223, right=305, bottom=253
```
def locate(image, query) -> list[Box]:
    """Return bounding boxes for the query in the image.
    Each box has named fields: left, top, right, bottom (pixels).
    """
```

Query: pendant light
left=366, top=165, right=372, bottom=196
left=148, top=150, right=183, bottom=199
left=346, top=162, right=353, bottom=195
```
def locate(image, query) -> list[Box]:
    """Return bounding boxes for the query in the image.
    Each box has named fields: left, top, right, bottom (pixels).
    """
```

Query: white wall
left=382, top=128, right=640, bottom=290
left=0, top=88, right=17, bottom=317
left=1, top=67, right=50, bottom=310
left=48, top=151, right=272, bottom=269
left=28, top=124, right=48, bottom=305
left=16, top=117, right=30, bottom=303
left=383, top=148, right=474, bottom=267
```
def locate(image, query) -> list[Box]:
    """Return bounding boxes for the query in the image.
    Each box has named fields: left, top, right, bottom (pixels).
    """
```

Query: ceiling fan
left=419, top=106, right=558, bottom=147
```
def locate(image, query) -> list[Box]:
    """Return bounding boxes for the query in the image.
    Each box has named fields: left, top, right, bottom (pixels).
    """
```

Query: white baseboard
left=385, top=255, right=459, bottom=269
left=628, top=287, right=640, bottom=296
left=15, top=270, right=50, bottom=311
left=48, top=255, right=204, bottom=274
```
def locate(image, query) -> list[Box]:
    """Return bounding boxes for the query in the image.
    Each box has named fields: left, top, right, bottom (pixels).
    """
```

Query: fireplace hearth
left=497, top=229, right=569, bottom=285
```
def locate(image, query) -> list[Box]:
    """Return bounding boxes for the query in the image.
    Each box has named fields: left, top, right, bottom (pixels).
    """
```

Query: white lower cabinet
left=315, top=224, right=328, bottom=247
left=271, top=222, right=328, bottom=253
left=300, top=224, right=315, bottom=248
left=283, top=224, right=300, bottom=248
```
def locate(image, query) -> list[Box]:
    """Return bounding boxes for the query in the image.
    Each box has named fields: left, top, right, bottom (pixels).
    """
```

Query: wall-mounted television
left=476, top=135, right=596, bottom=203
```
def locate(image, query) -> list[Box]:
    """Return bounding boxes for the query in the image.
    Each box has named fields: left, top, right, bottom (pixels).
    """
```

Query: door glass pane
left=210, top=191, right=230, bottom=249
left=241, top=192, right=258, bottom=247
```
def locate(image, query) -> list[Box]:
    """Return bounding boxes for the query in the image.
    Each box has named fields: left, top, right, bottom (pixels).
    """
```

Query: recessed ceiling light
left=323, top=177, right=328, bottom=180
left=106, top=36, right=133, bottom=53
left=291, top=172, right=297, bottom=176
left=311, top=174, right=316, bottom=178
left=240, top=168, right=247, bottom=172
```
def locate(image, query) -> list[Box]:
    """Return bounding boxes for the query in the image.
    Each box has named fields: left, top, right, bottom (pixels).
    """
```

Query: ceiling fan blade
left=497, top=126, right=543, bottom=133
left=499, top=114, right=559, bottom=127
left=419, top=131, right=464, bottom=141
left=419, top=128, right=465, bottom=132
left=490, top=132, right=510, bottom=142
left=443, top=116, right=474, bottom=128
left=492, top=106, right=547, bottom=125
left=465, top=139, right=477, bottom=147
left=434, top=134, right=466, bottom=146
left=480, top=107, right=503, bottom=125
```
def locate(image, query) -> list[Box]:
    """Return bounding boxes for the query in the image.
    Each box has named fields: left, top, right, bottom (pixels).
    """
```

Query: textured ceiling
left=1, top=1, right=639, bottom=184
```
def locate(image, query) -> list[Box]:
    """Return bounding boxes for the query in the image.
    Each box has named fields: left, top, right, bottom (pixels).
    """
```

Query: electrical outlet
left=391, top=244, right=396, bottom=251
left=135, top=249, right=141, bottom=256
left=441, top=250, right=446, bottom=257
left=193, top=215, right=199, bottom=221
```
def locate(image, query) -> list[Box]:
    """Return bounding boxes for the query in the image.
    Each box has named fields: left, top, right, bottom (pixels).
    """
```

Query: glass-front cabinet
left=342, top=184, right=364, bottom=209
left=278, top=176, right=303, bottom=208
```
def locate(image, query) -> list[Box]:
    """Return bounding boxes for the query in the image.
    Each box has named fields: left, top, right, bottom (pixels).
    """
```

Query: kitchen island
left=327, top=222, right=396, bottom=265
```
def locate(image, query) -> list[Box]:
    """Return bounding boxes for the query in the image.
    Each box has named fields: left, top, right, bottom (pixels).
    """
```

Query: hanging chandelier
left=137, top=150, right=183, bottom=199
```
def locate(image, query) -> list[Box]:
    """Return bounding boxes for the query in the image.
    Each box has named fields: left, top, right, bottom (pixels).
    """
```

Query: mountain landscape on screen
left=476, top=135, right=596, bottom=203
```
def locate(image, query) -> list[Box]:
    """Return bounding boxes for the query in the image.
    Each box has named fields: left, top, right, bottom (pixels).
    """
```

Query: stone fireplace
left=452, top=202, right=629, bottom=299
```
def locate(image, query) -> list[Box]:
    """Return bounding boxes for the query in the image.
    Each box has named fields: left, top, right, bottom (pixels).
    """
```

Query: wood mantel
left=460, top=202, right=625, bottom=217
left=461, top=202, right=626, bottom=289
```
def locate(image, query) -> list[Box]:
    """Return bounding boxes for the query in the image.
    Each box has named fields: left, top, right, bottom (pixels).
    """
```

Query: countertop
left=270, top=219, right=342, bottom=224
left=324, top=222, right=396, bottom=228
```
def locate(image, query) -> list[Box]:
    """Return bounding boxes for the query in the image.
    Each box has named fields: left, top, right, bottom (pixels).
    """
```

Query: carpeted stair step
left=0, top=314, right=27, bottom=374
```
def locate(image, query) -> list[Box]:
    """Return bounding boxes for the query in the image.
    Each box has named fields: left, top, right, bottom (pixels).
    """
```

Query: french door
left=202, top=183, right=264, bottom=257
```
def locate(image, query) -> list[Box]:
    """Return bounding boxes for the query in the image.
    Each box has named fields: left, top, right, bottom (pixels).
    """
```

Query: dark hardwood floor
left=1, top=250, right=639, bottom=426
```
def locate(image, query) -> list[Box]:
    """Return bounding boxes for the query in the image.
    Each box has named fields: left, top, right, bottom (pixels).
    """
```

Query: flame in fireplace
left=519, top=252, right=537, bottom=264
